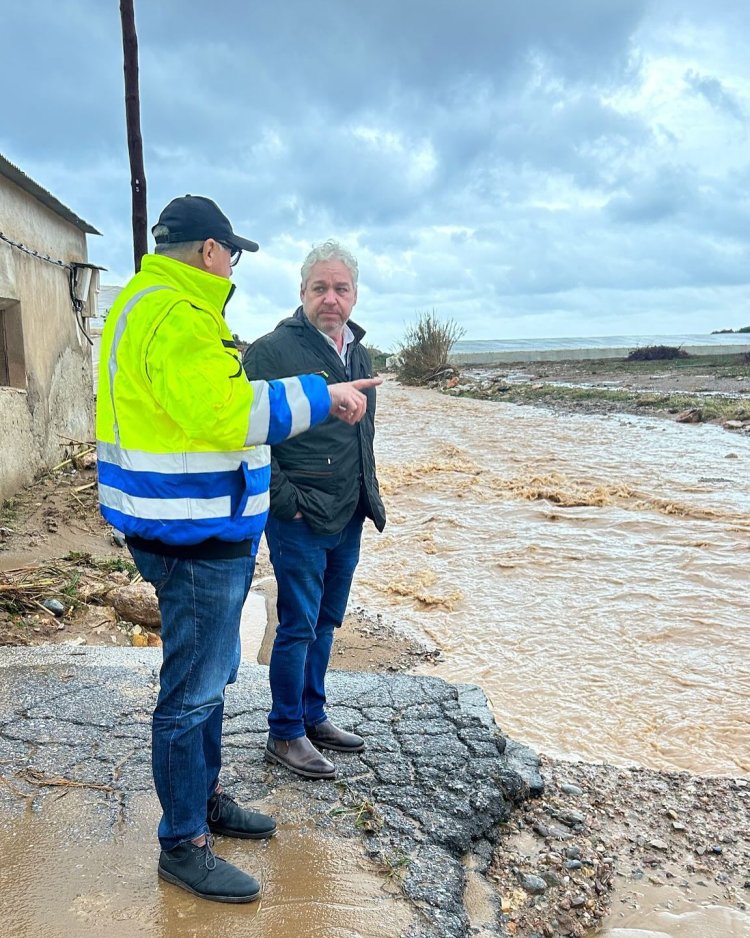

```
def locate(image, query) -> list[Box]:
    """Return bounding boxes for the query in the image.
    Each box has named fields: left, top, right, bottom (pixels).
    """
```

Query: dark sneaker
left=207, top=791, right=277, bottom=840
left=265, top=735, right=336, bottom=779
left=306, top=719, right=365, bottom=753
left=158, top=838, right=260, bottom=903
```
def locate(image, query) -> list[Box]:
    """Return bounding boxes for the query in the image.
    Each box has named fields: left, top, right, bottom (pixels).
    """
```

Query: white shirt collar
left=318, top=322, right=355, bottom=364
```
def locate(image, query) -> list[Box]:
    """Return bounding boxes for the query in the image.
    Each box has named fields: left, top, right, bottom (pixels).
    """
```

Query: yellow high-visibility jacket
left=96, top=254, right=330, bottom=546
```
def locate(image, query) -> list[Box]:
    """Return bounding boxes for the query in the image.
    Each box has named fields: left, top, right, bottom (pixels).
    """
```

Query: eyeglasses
left=198, top=240, right=242, bottom=267
left=218, top=241, right=242, bottom=267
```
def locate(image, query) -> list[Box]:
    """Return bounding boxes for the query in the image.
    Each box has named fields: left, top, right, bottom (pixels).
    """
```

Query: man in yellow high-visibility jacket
left=96, top=195, right=380, bottom=904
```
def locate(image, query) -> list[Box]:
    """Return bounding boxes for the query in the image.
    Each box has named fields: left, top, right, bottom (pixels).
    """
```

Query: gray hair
left=152, top=226, right=204, bottom=262
left=300, top=239, right=358, bottom=289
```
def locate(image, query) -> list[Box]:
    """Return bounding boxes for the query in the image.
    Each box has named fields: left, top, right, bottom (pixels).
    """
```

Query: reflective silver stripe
left=100, top=485, right=270, bottom=521
left=282, top=376, right=313, bottom=438
left=245, top=381, right=271, bottom=446
left=108, top=285, right=174, bottom=445
left=100, top=485, right=230, bottom=521
left=242, top=491, right=270, bottom=516
left=97, top=441, right=270, bottom=473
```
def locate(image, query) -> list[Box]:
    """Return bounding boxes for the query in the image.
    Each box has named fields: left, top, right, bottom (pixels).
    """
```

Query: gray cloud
left=2, top=0, right=749, bottom=347
left=684, top=70, right=745, bottom=122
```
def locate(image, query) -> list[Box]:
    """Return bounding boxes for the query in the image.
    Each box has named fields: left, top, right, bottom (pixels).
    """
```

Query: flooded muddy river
left=354, top=381, right=750, bottom=778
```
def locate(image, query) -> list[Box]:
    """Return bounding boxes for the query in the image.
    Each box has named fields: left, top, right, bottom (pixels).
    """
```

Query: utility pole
left=120, top=0, right=148, bottom=271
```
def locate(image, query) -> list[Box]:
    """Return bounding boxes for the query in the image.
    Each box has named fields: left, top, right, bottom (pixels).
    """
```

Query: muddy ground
left=0, top=460, right=434, bottom=669
left=453, top=351, right=750, bottom=430
left=1, top=379, right=748, bottom=937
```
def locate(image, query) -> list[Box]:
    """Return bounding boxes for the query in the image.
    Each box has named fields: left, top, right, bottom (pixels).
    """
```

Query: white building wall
left=0, top=174, right=96, bottom=501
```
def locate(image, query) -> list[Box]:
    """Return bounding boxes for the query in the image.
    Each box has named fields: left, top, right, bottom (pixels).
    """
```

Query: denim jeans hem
left=161, top=823, right=210, bottom=853
left=269, top=729, right=307, bottom=742
left=304, top=716, right=328, bottom=730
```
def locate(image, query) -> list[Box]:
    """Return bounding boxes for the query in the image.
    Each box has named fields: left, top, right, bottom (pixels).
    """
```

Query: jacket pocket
left=286, top=456, right=335, bottom=480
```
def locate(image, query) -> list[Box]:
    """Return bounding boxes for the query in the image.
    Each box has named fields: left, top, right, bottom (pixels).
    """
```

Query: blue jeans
left=129, top=548, right=255, bottom=851
left=265, top=513, right=363, bottom=740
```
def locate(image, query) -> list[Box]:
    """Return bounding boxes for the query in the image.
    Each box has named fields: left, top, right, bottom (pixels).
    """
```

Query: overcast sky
left=2, top=0, right=750, bottom=348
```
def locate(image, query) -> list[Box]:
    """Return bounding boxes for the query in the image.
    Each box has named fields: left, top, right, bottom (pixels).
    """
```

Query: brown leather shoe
left=305, top=719, right=365, bottom=753
left=265, top=735, right=336, bottom=779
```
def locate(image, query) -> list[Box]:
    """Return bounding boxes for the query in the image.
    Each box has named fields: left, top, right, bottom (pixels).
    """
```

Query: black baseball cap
left=152, top=194, right=259, bottom=252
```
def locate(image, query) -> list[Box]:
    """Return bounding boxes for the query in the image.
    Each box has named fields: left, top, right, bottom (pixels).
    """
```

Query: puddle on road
left=602, top=889, right=750, bottom=937
left=0, top=791, right=414, bottom=938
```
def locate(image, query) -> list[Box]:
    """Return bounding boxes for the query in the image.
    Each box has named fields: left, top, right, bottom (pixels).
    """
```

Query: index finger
left=350, top=377, right=383, bottom=389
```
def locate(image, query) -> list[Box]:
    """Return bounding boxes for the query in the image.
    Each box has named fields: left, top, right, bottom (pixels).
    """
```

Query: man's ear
left=299, top=282, right=305, bottom=303
left=200, top=239, right=216, bottom=271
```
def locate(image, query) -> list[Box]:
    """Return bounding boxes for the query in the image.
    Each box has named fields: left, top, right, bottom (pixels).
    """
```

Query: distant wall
left=452, top=344, right=750, bottom=366
left=0, top=176, right=95, bottom=502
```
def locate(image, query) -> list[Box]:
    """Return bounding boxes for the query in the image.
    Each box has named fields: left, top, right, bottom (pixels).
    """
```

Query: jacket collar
left=140, top=254, right=235, bottom=317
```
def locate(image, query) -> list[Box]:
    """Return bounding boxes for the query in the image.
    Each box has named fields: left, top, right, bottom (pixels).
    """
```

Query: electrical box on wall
left=70, top=262, right=104, bottom=311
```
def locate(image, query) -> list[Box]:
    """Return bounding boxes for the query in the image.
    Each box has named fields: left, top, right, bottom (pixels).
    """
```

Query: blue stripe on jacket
left=299, top=373, right=331, bottom=427
left=100, top=506, right=268, bottom=546
left=97, top=459, right=271, bottom=500
left=265, top=375, right=330, bottom=445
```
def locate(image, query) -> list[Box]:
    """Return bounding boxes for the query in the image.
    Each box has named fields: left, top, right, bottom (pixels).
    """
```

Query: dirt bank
left=450, top=352, right=750, bottom=429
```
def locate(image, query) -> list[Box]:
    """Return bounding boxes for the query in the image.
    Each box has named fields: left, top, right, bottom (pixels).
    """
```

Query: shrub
left=395, top=311, right=465, bottom=386
left=626, top=345, right=689, bottom=362
left=364, top=345, right=388, bottom=372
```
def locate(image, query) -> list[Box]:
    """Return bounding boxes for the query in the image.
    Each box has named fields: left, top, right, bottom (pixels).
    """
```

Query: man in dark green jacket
left=243, top=240, right=385, bottom=778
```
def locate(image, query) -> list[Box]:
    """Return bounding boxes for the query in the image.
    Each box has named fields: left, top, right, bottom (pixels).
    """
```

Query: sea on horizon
left=454, top=332, right=750, bottom=353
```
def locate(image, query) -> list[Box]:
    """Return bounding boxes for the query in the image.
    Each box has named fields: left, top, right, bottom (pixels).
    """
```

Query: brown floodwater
left=354, top=381, right=750, bottom=777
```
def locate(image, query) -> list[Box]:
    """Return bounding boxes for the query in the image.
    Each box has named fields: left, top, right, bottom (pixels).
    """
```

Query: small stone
left=558, top=809, right=585, bottom=827
left=519, top=874, right=547, bottom=895
left=565, top=846, right=581, bottom=860
left=541, top=870, right=562, bottom=887
left=570, top=894, right=586, bottom=908
left=112, top=530, right=126, bottom=547
left=676, top=408, right=703, bottom=423
left=649, top=839, right=669, bottom=851
left=108, top=582, right=160, bottom=628
left=41, top=598, right=65, bottom=617
left=710, top=845, right=723, bottom=855
left=560, top=783, right=584, bottom=796
left=696, top=846, right=706, bottom=856
left=672, top=821, right=686, bottom=831
left=564, top=859, right=583, bottom=870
